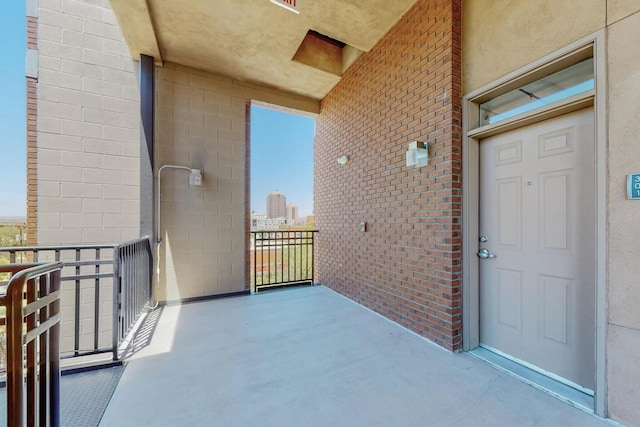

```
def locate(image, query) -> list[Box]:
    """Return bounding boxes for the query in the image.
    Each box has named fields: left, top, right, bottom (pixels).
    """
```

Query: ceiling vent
left=292, top=30, right=363, bottom=76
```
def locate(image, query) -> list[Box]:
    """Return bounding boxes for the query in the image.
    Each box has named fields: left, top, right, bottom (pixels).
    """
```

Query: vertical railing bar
left=94, top=248, right=100, bottom=352
left=299, top=233, right=303, bottom=282
left=112, top=245, right=120, bottom=361
left=311, top=231, right=315, bottom=284
left=304, top=232, right=310, bottom=279
left=279, top=232, right=283, bottom=285
left=74, top=249, right=80, bottom=356
left=6, top=277, right=24, bottom=425
left=26, top=277, right=37, bottom=426
left=50, top=268, right=61, bottom=427
left=38, top=274, right=49, bottom=425
left=299, top=233, right=302, bottom=282
left=252, top=233, right=256, bottom=291
left=127, top=245, right=131, bottom=338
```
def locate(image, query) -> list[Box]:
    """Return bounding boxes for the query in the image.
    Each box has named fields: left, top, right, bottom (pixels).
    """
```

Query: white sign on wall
left=270, top=0, right=300, bottom=14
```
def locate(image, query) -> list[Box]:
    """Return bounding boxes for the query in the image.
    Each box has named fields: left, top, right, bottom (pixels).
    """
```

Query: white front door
left=479, top=108, right=596, bottom=390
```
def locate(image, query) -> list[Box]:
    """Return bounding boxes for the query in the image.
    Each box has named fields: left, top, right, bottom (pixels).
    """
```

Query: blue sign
left=627, top=174, right=640, bottom=200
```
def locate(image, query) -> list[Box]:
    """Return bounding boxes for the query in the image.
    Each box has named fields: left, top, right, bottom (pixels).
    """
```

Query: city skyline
left=250, top=106, right=314, bottom=217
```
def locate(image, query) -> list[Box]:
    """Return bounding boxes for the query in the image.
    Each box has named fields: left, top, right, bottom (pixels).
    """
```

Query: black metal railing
left=250, top=230, right=317, bottom=292
left=0, top=237, right=152, bottom=368
left=1, top=261, right=63, bottom=426
left=113, top=238, right=153, bottom=360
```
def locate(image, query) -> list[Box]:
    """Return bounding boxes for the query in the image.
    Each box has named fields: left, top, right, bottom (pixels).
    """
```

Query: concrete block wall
left=33, top=0, right=141, bottom=355
left=35, top=0, right=140, bottom=246
left=314, top=0, right=463, bottom=350
left=153, top=61, right=319, bottom=303
left=155, top=63, right=248, bottom=302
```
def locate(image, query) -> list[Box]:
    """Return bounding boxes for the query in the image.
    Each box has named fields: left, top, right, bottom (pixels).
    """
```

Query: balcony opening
left=249, top=103, right=316, bottom=292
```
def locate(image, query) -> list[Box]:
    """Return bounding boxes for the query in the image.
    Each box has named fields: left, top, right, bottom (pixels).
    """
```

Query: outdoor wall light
left=337, top=155, right=350, bottom=165
left=189, top=169, right=203, bottom=186
left=405, top=141, right=428, bottom=168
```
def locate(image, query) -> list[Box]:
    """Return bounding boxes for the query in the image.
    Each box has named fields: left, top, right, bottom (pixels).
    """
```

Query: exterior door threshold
left=468, top=346, right=594, bottom=413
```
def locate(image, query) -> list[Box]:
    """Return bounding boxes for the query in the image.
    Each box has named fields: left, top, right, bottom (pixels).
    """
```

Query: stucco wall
left=36, top=0, right=141, bottom=245
left=463, top=2, right=640, bottom=424
left=462, top=0, right=605, bottom=93
left=315, top=0, right=463, bottom=350
left=605, top=7, right=640, bottom=426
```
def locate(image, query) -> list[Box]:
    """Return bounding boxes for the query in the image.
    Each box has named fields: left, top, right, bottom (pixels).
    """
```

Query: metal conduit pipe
left=153, top=164, right=202, bottom=305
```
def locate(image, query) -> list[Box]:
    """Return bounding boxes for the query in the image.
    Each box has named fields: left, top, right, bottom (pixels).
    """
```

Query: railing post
left=50, top=269, right=61, bottom=427
left=74, top=249, right=80, bottom=357
left=5, top=279, right=24, bottom=426
left=112, top=245, right=120, bottom=362
left=311, top=231, right=315, bottom=284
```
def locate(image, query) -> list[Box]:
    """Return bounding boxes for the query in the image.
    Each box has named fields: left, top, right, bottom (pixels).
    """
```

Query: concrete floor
left=100, top=286, right=612, bottom=427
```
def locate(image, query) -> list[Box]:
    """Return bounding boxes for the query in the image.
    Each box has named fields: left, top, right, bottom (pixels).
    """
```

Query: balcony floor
left=100, top=286, right=609, bottom=426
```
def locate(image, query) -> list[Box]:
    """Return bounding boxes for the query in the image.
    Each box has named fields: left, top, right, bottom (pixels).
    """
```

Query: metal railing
left=250, top=230, right=317, bottom=292
left=1, top=261, right=63, bottom=426
left=113, top=238, right=153, bottom=359
left=0, top=237, right=153, bottom=367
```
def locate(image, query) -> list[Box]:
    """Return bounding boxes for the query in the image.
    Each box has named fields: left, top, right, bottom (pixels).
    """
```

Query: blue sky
left=0, top=1, right=314, bottom=218
left=250, top=106, right=315, bottom=217
left=0, top=0, right=26, bottom=217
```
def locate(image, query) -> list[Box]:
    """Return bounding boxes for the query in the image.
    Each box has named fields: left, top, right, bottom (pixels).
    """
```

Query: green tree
left=0, top=225, right=24, bottom=247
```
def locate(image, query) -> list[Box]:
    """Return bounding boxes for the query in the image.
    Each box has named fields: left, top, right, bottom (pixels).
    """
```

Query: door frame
left=461, top=31, right=607, bottom=416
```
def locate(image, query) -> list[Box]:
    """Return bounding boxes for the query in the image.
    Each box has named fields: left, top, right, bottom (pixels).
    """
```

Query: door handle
left=477, top=248, right=497, bottom=259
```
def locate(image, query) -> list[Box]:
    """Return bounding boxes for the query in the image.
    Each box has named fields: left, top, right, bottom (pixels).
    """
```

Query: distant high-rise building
left=286, top=203, right=298, bottom=222
left=266, top=190, right=286, bottom=218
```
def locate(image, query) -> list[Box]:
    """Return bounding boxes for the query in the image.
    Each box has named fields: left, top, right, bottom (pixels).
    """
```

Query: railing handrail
left=0, top=243, right=117, bottom=252
left=250, top=229, right=319, bottom=234
left=0, top=238, right=154, bottom=364
left=1, top=261, right=64, bottom=296
left=1, top=261, right=63, bottom=427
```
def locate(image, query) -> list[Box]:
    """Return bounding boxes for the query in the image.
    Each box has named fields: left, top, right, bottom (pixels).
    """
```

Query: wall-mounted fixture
left=156, top=165, right=203, bottom=245
left=405, top=141, right=428, bottom=168
left=337, top=155, right=350, bottom=165
left=189, top=169, right=202, bottom=186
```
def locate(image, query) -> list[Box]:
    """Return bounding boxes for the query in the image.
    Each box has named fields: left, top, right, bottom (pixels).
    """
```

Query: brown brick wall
left=26, top=15, right=38, bottom=245
left=314, top=0, right=463, bottom=350
left=27, top=16, right=37, bottom=49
